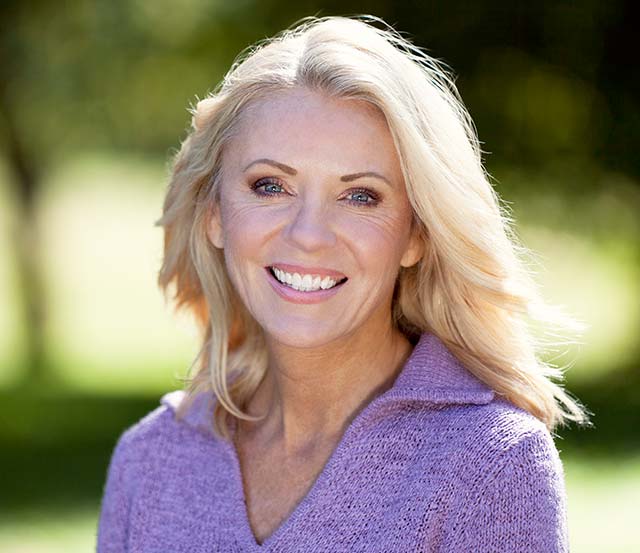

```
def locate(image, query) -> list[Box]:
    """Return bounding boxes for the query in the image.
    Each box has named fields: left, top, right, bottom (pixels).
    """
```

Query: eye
left=250, top=177, right=286, bottom=196
left=345, top=188, right=380, bottom=207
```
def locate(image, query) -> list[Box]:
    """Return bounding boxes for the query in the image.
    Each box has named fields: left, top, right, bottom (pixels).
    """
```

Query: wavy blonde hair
left=155, top=14, right=592, bottom=440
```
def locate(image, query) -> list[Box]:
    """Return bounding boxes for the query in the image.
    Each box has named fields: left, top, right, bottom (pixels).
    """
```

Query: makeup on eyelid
left=249, top=177, right=382, bottom=207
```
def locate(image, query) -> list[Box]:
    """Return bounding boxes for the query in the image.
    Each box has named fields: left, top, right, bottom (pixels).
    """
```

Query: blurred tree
left=1, top=1, right=49, bottom=380
left=0, top=0, right=260, bottom=382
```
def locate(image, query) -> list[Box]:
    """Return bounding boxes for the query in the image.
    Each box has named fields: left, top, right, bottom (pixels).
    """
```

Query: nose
left=283, top=198, right=337, bottom=252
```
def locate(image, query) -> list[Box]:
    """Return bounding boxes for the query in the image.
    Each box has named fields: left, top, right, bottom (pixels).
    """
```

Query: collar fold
left=384, top=332, right=495, bottom=406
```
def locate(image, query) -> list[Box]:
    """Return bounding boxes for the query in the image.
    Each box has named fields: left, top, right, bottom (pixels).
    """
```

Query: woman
left=97, top=15, right=591, bottom=552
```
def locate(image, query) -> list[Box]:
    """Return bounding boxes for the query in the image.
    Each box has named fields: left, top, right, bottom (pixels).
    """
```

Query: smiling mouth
left=267, top=266, right=348, bottom=292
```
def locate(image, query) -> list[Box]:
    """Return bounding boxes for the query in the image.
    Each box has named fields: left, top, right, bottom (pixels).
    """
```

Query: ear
left=206, top=201, right=224, bottom=249
left=400, top=220, right=425, bottom=268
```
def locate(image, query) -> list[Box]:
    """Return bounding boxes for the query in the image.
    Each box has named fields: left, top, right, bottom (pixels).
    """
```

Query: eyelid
left=250, top=177, right=381, bottom=206
left=344, top=187, right=380, bottom=207
left=250, top=177, right=287, bottom=194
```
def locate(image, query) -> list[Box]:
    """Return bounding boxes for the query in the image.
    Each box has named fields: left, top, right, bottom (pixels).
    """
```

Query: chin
left=262, top=320, right=346, bottom=349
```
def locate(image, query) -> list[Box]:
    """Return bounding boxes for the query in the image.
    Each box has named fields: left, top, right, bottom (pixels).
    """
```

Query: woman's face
left=208, top=87, right=423, bottom=349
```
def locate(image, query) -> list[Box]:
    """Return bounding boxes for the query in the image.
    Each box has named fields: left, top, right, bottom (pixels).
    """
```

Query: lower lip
left=265, top=268, right=346, bottom=304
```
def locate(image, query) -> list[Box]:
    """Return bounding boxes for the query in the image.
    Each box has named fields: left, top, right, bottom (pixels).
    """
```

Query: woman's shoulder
left=97, top=391, right=230, bottom=550
left=385, top=392, right=565, bottom=492
left=441, top=396, right=566, bottom=485
left=433, top=394, right=563, bottom=463
left=432, top=399, right=569, bottom=551
left=470, top=395, right=559, bottom=445
left=383, top=330, right=563, bottom=464
left=108, top=389, right=222, bottom=466
left=107, top=398, right=174, bottom=466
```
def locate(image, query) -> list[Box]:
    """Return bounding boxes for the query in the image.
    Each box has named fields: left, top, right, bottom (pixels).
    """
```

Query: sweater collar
left=379, top=331, right=495, bottom=406
left=161, top=332, right=494, bottom=434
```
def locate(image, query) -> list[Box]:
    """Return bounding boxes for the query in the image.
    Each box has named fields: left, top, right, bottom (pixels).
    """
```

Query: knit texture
left=96, top=332, right=569, bottom=552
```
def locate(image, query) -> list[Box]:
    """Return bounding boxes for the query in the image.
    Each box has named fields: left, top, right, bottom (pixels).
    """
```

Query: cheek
left=220, top=198, right=279, bottom=250
left=339, top=210, right=412, bottom=263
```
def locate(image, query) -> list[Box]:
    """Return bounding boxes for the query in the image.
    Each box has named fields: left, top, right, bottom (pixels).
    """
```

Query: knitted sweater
left=96, top=332, right=569, bottom=552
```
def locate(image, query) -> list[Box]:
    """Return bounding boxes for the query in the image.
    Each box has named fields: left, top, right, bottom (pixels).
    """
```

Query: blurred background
left=1, top=1, right=638, bottom=551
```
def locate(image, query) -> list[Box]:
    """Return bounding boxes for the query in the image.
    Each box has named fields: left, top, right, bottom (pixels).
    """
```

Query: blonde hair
left=155, top=14, right=592, bottom=440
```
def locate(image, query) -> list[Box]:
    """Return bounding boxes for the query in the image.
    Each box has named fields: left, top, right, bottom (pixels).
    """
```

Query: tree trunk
left=0, top=97, right=48, bottom=385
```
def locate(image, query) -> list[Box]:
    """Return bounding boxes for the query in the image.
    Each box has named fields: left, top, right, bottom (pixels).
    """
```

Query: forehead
left=226, top=88, right=401, bottom=175
left=238, top=87, right=387, bottom=127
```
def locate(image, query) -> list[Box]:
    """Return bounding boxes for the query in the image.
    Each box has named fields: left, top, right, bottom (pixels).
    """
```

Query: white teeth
left=271, top=267, right=342, bottom=292
left=320, top=276, right=334, bottom=289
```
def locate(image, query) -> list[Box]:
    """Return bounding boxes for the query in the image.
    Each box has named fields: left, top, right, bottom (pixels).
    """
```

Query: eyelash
left=250, top=177, right=381, bottom=207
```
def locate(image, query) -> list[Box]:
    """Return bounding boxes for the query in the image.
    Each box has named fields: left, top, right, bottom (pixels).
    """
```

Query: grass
left=0, top=506, right=99, bottom=553
left=565, top=453, right=640, bottom=553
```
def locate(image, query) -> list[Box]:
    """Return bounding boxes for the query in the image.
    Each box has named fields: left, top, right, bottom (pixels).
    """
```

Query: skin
left=207, top=86, right=424, bottom=541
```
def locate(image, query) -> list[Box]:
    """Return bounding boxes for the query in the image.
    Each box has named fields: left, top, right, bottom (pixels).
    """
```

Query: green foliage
left=1, top=1, right=636, bottom=179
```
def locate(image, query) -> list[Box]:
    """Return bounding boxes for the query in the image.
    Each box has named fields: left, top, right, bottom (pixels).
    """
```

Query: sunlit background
left=1, top=2, right=638, bottom=552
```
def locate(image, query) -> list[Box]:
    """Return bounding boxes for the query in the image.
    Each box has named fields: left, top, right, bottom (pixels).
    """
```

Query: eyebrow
left=242, top=158, right=394, bottom=188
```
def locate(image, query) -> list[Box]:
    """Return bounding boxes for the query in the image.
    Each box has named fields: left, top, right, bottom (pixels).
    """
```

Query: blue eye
left=349, top=191, right=371, bottom=203
left=250, top=179, right=380, bottom=208
left=346, top=188, right=380, bottom=207
left=251, top=178, right=285, bottom=196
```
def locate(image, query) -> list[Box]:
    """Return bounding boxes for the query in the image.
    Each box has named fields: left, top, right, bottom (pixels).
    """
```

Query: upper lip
left=268, top=263, right=347, bottom=280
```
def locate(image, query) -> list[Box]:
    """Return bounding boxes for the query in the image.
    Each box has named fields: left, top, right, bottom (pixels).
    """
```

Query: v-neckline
left=221, top=388, right=397, bottom=551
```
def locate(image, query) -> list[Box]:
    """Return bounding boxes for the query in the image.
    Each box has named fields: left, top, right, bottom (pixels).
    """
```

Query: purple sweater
left=96, top=332, right=569, bottom=552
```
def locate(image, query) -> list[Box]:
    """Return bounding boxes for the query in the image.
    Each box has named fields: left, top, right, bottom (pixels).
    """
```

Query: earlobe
left=206, top=202, right=224, bottom=249
left=400, top=226, right=425, bottom=268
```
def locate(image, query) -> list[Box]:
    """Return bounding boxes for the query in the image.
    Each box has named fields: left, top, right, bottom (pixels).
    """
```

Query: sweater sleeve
left=445, top=429, right=570, bottom=553
left=96, top=429, right=139, bottom=553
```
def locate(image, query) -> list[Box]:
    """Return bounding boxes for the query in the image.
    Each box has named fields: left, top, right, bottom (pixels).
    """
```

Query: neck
left=237, top=325, right=414, bottom=456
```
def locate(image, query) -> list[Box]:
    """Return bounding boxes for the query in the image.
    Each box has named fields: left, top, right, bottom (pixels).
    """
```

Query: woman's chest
left=237, top=439, right=336, bottom=545
left=128, top=421, right=471, bottom=552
